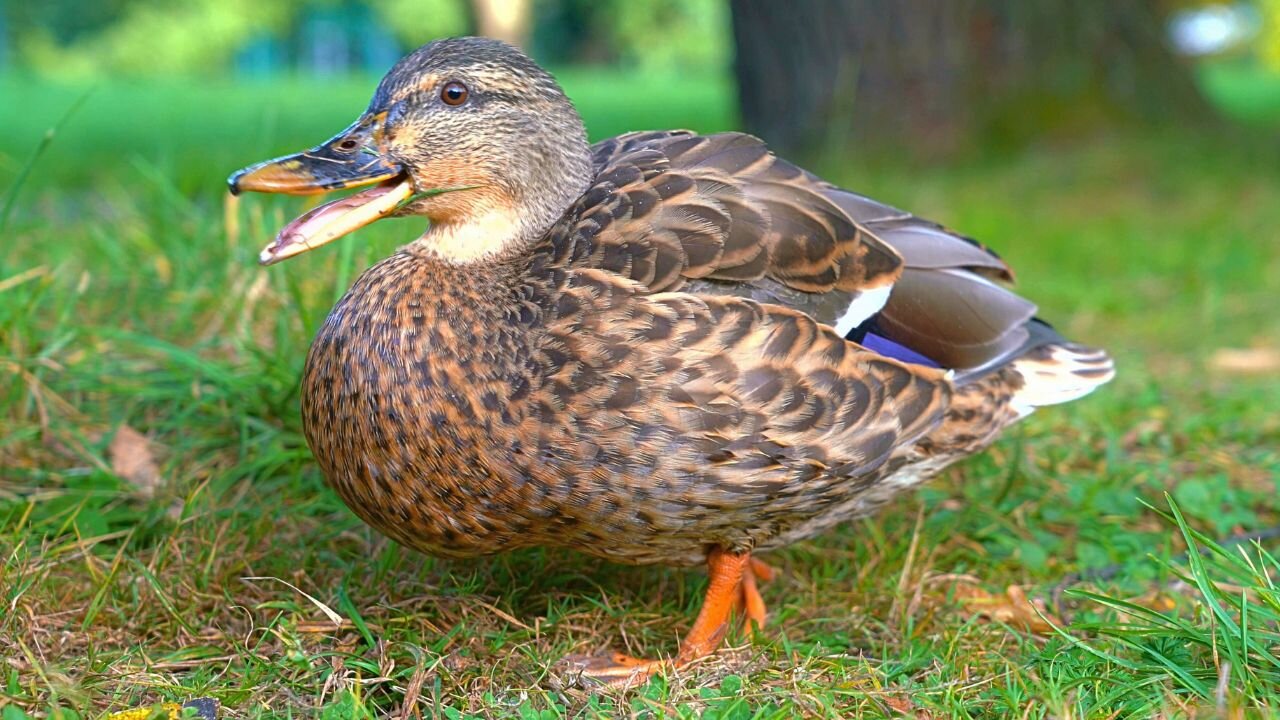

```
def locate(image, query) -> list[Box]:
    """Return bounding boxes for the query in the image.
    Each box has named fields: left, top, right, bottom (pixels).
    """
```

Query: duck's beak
left=228, top=117, right=414, bottom=266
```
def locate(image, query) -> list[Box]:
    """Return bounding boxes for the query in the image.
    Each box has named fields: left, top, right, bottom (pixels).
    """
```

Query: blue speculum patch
left=859, top=331, right=942, bottom=368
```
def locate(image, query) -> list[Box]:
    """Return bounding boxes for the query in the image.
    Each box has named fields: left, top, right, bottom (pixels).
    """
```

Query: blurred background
left=1, top=0, right=1279, bottom=189
left=3, top=2, right=1280, bottom=716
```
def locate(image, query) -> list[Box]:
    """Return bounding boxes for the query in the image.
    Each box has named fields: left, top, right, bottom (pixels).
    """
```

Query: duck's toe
left=556, top=651, right=667, bottom=689
left=749, top=556, right=777, bottom=583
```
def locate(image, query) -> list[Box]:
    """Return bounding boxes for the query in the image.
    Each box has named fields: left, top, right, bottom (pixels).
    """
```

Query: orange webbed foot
left=558, top=651, right=668, bottom=689
left=558, top=550, right=768, bottom=689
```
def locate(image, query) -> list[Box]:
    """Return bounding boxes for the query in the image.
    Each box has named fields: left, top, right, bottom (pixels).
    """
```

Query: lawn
left=2, top=66, right=1280, bottom=718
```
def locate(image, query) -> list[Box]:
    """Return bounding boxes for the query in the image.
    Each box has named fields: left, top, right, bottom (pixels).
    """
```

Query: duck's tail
left=823, top=186, right=1114, bottom=409
left=906, top=324, right=1113, bottom=462
left=1005, top=327, right=1115, bottom=416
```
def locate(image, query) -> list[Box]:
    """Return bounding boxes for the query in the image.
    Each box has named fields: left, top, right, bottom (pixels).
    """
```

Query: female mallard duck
left=229, top=37, right=1113, bottom=686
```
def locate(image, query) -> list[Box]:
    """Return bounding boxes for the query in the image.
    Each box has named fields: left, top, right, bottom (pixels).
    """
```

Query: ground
left=2, top=64, right=1280, bottom=718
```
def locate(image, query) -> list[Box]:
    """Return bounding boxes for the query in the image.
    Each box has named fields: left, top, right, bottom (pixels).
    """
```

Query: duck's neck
left=417, top=204, right=536, bottom=262
left=413, top=109, right=594, bottom=263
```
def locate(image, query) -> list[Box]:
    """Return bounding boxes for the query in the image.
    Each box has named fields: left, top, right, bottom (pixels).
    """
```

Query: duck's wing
left=560, top=131, right=1034, bottom=375
left=565, top=130, right=902, bottom=295
left=528, top=266, right=955, bottom=501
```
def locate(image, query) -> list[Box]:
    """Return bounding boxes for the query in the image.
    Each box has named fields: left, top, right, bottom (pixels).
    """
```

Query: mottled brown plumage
left=229, top=37, right=1114, bottom=687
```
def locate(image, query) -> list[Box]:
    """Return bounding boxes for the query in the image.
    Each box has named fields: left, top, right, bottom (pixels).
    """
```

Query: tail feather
left=826, top=185, right=1115, bottom=409
left=1008, top=342, right=1116, bottom=417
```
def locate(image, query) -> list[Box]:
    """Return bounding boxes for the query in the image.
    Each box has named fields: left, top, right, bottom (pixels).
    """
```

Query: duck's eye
left=441, top=81, right=469, bottom=106
left=335, top=138, right=360, bottom=152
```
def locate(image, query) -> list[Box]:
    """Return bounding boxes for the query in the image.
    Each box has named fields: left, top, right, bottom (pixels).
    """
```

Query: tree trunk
left=472, top=0, right=532, bottom=49
left=729, top=0, right=1213, bottom=157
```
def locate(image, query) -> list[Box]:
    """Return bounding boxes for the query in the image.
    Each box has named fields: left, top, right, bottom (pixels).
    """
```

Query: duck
left=228, top=36, right=1114, bottom=687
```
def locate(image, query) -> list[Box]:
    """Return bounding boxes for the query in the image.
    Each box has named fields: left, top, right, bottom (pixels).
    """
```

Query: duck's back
left=542, top=130, right=1112, bottom=553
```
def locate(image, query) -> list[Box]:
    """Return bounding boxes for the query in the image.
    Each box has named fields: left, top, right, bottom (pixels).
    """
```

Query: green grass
left=0, top=69, right=737, bottom=194
left=3, top=67, right=1280, bottom=718
left=1199, top=60, right=1280, bottom=125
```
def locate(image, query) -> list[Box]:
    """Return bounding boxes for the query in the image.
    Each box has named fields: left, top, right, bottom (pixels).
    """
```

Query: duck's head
left=228, top=37, right=592, bottom=265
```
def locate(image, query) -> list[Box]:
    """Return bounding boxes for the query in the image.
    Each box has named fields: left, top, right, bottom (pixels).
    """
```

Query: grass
left=0, top=68, right=736, bottom=194
left=2, top=65, right=1280, bottom=718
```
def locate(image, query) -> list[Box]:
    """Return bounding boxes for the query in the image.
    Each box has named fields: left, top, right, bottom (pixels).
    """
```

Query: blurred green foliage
left=8, top=0, right=465, bottom=77
left=18, top=0, right=293, bottom=76
left=1200, top=58, right=1280, bottom=120
left=377, top=0, right=470, bottom=47
left=2, top=0, right=730, bottom=78
left=605, top=0, right=730, bottom=73
left=1263, top=0, right=1280, bottom=69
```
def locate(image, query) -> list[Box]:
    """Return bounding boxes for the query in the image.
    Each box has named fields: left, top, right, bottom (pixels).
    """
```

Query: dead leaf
left=108, top=425, right=161, bottom=496
left=882, top=696, right=912, bottom=714
left=953, top=584, right=1061, bottom=634
left=398, top=661, right=431, bottom=720
left=296, top=619, right=355, bottom=634
left=1128, top=590, right=1177, bottom=613
left=877, top=695, right=938, bottom=719
left=1209, top=348, right=1280, bottom=375
left=476, top=600, right=532, bottom=630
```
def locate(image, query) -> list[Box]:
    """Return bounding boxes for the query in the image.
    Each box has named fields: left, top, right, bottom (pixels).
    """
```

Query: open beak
left=227, top=117, right=413, bottom=265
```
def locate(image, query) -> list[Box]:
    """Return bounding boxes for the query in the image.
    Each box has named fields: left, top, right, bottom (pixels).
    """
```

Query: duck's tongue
left=260, top=178, right=414, bottom=266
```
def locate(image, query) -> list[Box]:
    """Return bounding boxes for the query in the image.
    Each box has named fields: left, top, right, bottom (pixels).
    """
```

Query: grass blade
left=0, top=87, right=94, bottom=237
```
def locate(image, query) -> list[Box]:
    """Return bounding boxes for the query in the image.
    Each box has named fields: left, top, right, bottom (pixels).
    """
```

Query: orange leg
left=740, top=561, right=767, bottom=629
left=562, top=549, right=762, bottom=688
left=739, top=556, right=777, bottom=629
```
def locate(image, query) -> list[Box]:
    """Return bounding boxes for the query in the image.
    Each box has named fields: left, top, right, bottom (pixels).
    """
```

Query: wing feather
left=565, top=130, right=1038, bottom=376
left=562, top=131, right=905, bottom=300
